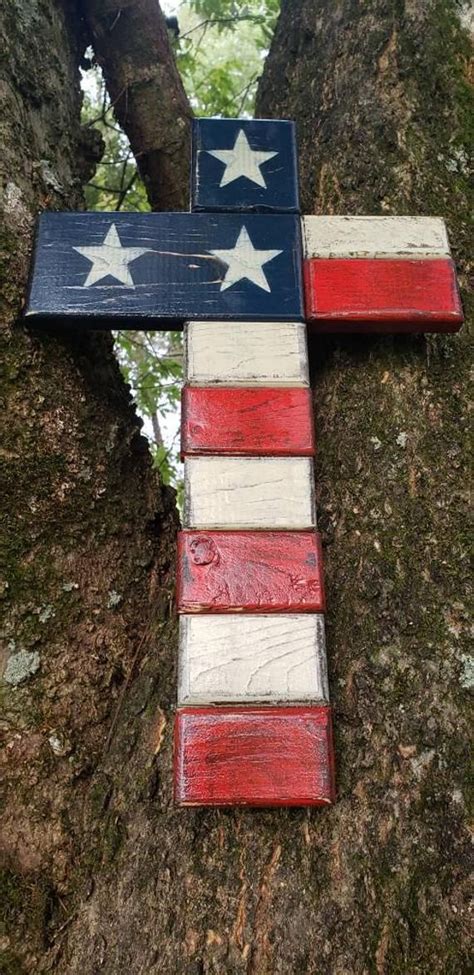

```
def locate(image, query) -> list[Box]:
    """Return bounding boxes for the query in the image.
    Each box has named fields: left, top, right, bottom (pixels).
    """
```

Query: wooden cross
left=25, top=117, right=463, bottom=808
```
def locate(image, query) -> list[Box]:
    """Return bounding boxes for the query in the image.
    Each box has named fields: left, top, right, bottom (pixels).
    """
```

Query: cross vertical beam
left=174, top=118, right=335, bottom=806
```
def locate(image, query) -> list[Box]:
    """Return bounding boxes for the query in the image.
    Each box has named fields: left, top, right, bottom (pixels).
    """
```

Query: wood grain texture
left=192, top=117, right=299, bottom=213
left=304, top=258, right=463, bottom=332
left=176, top=530, right=325, bottom=613
left=184, top=320, right=309, bottom=387
left=302, top=215, right=450, bottom=258
left=25, top=211, right=304, bottom=325
left=181, top=386, right=315, bottom=456
left=183, top=456, right=316, bottom=529
left=178, top=613, right=328, bottom=705
left=174, top=705, right=336, bottom=806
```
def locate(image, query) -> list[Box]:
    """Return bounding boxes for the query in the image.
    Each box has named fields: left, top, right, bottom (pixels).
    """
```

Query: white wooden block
left=178, top=613, right=329, bottom=705
left=302, top=216, right=451, bottom=259
left=183, top=456, right=316, bottom=529
left=184, top=320, right=309, bottom=387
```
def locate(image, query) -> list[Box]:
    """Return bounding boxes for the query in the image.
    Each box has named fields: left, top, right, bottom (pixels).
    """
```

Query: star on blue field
left=192, top=117, right=300, bottom=213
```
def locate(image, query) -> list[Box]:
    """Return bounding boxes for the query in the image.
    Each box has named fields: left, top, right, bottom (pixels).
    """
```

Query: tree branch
left=81, top=0, right=193, bottom=211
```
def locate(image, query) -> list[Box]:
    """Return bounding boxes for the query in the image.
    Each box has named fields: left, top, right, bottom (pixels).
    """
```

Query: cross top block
left=191, top=118, right=300, bottom=213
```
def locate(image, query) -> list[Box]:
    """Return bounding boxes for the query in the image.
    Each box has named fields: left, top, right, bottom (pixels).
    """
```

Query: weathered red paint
left=303, top=257, right=463, bottom=332
left=176, top=530, right=325, bottom=613
left=174, top=705, right=335, bottom=806
left=181, top=386, right=315, bottom=456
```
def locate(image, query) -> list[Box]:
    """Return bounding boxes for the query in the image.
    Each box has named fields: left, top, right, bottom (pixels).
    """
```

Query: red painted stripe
left=181, top=386, right=315, bottom=457
left=177, top=530, right=325, bottom=613
left=303, top=257, right=463, bottom=332
left=174, top=705, right=335, bottom=807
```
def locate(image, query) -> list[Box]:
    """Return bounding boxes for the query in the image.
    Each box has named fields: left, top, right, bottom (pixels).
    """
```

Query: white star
left=206, top=129, right=278, bottom=188
left=210, top=225, right=282, bottom=293
left=73, top=223, right=151, bottom=287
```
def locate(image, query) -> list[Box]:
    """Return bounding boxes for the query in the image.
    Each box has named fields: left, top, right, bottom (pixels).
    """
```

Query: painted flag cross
left=25, top=115, right=464, bottom=808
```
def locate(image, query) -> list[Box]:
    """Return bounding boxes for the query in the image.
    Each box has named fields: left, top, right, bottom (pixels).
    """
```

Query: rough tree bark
left=1, top=1, right=472, bottom=974
left=0, top=1, right=179, bottom=972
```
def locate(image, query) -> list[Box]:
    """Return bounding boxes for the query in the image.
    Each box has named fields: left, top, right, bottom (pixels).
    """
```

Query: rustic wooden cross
left=26, top=117, right=463, bottom=808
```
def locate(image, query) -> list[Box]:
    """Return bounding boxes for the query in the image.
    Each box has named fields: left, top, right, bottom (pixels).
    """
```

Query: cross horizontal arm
left=25, top=211, right=304, bottom=327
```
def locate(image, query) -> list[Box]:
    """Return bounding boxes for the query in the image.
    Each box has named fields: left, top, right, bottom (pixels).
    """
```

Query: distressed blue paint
left=191, top=118, right=300, bottom=214
left=25, top=211, right=304, bottom=326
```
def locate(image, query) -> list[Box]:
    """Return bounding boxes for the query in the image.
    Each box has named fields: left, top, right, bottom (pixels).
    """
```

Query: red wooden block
left=176, top=530, right=325, bottom=612
left=174, top=705, right=335, bottom=807
left=181, top=386, right=315, bottom=457
left=303, top=257, right=463, bottom=333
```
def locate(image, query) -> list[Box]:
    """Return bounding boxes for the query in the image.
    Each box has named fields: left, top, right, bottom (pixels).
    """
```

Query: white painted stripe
left=302, top=216, right=450, bottom=259
left=184, top=320, right=309, bottom=387
left=178, top=613, right=329, bottom=705
left=183, top=456, right=316, bottom=529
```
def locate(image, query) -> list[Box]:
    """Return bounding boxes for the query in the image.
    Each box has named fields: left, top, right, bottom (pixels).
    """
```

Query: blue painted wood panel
left=25, top=212, right=304, bottom=326
left=191, top=118, right=300, bottom=213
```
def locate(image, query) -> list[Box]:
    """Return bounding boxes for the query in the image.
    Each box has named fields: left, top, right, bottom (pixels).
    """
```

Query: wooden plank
left=304, top=258, right=463, bottom=332
left=178, top=613, right=328, bottom=705
left=174, top=705, right=336, bottom=806
left=191, top=117, right=299, bottom=213
left=25, top=212, right=304, bottom=325
left=184, top=320, right=309, bottom=387
left=302, top=215, right=451, bottom=259
left=181, top=387, right=315, bottom=456
left=176, top=530, right=325, bottom=613
left=183, top=456, right=316, bottom=529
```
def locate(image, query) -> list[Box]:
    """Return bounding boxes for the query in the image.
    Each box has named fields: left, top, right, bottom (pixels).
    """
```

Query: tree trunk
left=255, top=1, right=473, bottom=972
left=0, top=2, right=178, bottom=972
left=1, top=2, right=471, bottom=974
left=82, top=0, right=192, bottom=211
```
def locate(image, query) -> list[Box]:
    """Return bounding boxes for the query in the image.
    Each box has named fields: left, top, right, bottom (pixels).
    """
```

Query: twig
left=115, top=168, right=137, bottom=210
left=180, top=14, right=263, bottom=40
left=85, top=84, right=128, bottom=128
left=237, top=73, right=259, bottom=115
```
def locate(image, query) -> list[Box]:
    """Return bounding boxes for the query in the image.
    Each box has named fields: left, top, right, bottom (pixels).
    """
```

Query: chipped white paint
left=178, top=613, right=328, bottom=705
left=209, top=225, right=282, bottom=292
left=185, top=320, right=309, bottom=387
left=183, top=456, right=316, bottom=529
left=205, top=128, right=278, bottom=188
left=302, top=216, right=451, bottom=259
left=73, top=223, right=151, bottom=287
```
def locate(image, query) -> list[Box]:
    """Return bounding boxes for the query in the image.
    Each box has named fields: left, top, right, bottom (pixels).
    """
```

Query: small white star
left=210, top=225, right=282, bottom=293
left=206, top=129, right=278, bottom=188
left=73, top=223, right=151, bottom=287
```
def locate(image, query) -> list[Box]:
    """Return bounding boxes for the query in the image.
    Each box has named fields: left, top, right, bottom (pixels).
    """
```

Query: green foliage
left=80, top=0, right=280, bottom=496
left=177, top=0, right=279, bottom=116
left=82, top=73, right=148, bottom=213
left=114, top=330, right=184, bottom=499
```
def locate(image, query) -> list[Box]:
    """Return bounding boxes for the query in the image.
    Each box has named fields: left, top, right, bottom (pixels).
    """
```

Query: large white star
left=206, top=129, right=278, bottom=188
left=73, top=223, right=151, bottom=288
left=210, top=225, right=282, bottom=293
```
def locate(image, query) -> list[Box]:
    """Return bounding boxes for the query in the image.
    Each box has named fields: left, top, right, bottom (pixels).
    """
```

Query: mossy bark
left=0, top=2, right=177, bottom=972
left=1, top=1, right=472, bottom=973
left=255, top=1, right=473, bottom=972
